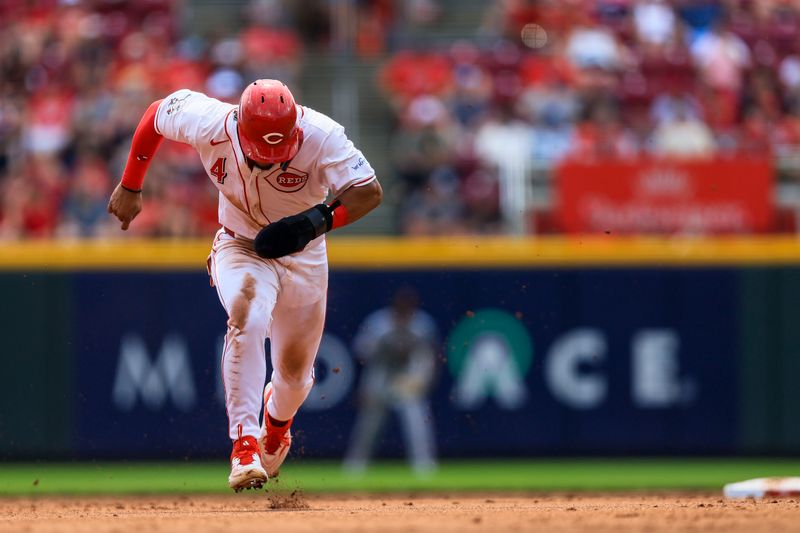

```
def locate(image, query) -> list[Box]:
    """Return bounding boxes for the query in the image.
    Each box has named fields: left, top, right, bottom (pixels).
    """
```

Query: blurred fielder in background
left=344, top=287, right=439, bottom=474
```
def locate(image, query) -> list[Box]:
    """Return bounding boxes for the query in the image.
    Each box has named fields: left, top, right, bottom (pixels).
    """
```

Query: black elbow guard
left=253, top=204, right=333, bottom=259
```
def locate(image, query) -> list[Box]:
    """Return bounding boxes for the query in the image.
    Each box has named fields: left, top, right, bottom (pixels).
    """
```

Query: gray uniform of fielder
left=344, top=302, right=439, bottom=473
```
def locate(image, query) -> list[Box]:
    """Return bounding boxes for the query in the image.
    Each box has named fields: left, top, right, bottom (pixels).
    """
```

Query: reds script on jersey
left=155, top=88, right=376, bottom=242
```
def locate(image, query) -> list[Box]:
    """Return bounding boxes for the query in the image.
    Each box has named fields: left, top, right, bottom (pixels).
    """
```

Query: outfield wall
left=1, top=237, right=799, bottom=459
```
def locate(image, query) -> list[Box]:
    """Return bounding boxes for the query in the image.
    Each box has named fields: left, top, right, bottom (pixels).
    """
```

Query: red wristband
left=330, top=202, right=350, bottom=229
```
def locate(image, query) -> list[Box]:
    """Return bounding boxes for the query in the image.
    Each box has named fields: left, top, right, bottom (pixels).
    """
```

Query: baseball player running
left=107, top=80, right=382, bottom=491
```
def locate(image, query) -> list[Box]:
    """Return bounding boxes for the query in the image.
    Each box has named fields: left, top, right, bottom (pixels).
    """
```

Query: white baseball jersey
left=154, top=89, right=376, bottom=255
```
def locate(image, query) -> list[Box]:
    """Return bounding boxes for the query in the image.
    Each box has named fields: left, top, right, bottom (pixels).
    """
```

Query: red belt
left=223, top=226, right=254, bottom=242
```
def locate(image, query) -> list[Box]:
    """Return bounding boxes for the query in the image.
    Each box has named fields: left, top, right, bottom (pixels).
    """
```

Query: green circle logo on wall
left=447, top=308, right=533, bottom=377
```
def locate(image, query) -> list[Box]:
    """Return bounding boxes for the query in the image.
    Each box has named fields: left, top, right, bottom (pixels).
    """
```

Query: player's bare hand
left=107, top=183, right=142, bottom=231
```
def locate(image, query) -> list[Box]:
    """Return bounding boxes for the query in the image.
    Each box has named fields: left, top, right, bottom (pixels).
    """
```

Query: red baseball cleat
left=259, top=382, right=293, bottom=477
left=228, top=425, right=268, bottom=492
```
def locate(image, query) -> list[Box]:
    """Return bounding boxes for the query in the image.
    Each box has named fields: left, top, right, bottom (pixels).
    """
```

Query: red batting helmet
left=238, top=79, right=301, bottom=164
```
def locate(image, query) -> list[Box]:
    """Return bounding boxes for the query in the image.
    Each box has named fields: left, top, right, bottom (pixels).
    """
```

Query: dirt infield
left=1, top=492, right=800, bottom=533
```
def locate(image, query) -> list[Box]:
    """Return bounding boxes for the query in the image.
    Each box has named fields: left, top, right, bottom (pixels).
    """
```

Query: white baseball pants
left=208, top=229, right=327, bottom=440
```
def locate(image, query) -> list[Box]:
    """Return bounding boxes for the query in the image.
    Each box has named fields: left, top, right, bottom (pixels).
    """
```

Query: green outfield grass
left=1, top=459, right=800, bottom=495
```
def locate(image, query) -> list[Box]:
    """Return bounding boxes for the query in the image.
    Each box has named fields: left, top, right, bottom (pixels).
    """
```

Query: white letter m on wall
left=112, top=334, right=196, bottom=412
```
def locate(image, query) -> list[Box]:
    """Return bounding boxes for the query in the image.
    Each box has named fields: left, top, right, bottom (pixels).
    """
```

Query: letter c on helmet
left=263, top=133, right=284, bottom=145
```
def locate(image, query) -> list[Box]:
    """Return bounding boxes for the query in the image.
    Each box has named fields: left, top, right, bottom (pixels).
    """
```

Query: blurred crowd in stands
left=0, top=0, right=304, bottom=238
left=2, top=0, right=800, bottom=238
left=382, top=0, right=800, bottom=234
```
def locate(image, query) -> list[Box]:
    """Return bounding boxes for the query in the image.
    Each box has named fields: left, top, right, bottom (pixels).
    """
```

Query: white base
left=723, top=477, right=800, bottom=499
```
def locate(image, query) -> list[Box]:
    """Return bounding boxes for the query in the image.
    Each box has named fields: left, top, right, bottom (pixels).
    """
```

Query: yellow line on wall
left=2, top=236, right=800, bottom=270
left=0, top=240, right=211, bottom=270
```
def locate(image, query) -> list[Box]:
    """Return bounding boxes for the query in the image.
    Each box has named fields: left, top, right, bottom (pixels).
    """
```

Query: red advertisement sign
left=557, top=158, right=774, bottom=234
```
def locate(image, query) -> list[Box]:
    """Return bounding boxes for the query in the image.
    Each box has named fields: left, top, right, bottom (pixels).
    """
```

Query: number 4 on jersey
left=210, top=157, right=227, bottom=184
